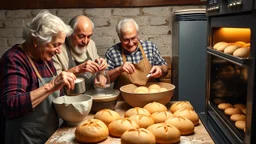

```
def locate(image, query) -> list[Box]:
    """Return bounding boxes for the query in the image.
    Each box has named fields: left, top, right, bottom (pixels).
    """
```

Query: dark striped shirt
left=0, top=44, right=57, bottom=120
left=105, top=40, right=167, bottom=70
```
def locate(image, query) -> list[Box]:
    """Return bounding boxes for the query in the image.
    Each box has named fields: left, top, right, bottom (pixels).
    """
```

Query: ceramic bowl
left=64, top=77, right=85, bottom=96
left=53, top=94, right=92, bottom=126
left=120, top=82, right=175, bottom=107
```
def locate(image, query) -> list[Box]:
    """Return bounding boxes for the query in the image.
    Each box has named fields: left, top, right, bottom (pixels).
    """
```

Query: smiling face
left=120, top=22, right=139, bottom=53
left=70, top=16, right=93, bottom=54
left=38, top=32, right=66, bottom=61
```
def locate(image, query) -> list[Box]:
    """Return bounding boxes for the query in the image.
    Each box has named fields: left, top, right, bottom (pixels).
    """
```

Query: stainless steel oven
left=200, top=0, right=256, bottom=144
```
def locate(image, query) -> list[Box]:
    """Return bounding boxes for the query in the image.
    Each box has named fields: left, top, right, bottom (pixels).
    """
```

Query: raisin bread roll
left=165, top=116, right=194, bottom=135
left=173, top=109, right=199, bottom=125
left=143, top=102, right=167, bottom=113
left=94, top=109, right=120, bottom=125
left=125, top=107, right=151, bottom=117
left=150, top=111, right=173, bottom=123
left=75, top=119, right=109, bottom=143
left=170, top=101, right=194, bottom=113
left=108, top=118, right=139, bottom=137
left=128, top=114, right=154, bottom=128
left=121, top=128, right=156, bottom=144
left=147, top=123, right=180, bottom=144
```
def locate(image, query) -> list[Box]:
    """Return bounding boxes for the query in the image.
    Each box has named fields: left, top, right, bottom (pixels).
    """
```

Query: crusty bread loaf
left=216, top=42, right=230, bottom=52
left=94, top=109, right=120, bottom=125
left=170, top=101, right=194, bottom=113
left=165, top=116, right=194, bottom=135
left=213, top=42, right=227, bottom=49
left=224, top=107, right=242, bottom=116
left=75, top=119, right=109, bottom=143
left=129, top=114, right=154, bottom=128
left=234, top=104, right=246, bottom=110
left=230, top=114, right=246, bottom=121
left=121, top=128, right=156, bottom=144
left=224, top=45, right=240, bottom=54
left=147, top=123, right=180, bottom=144
left=235, top=120, right=246, bottom=130
left=173, top=109, right=199, bottom=125
left=233, top=47, right=250, bottom=58
left=108, top=118, right=139, bottom=137
left=218, top=103, right=233, bottom=110
left=124, top=107, right=151, bottom=117
left=150, top=111, right=173, bottom=123
left=143, top=102, right=167, bottom=113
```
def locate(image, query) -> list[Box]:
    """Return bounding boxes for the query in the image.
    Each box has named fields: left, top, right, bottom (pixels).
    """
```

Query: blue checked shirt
left=105, top=40, right=167, bottom=70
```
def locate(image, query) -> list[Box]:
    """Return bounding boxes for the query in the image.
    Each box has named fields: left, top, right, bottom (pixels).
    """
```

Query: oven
left=200, top=0, right=256, bottom=144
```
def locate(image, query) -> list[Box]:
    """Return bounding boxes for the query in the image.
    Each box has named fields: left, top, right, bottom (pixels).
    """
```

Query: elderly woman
left=0, top=10, right=75, bottom=144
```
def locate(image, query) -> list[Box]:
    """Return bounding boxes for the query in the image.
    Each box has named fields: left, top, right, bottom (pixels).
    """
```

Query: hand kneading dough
left=147, top=123, right=180, bottom=144
left=143, top=102, right=167, bottom=113
left=170, top=101, right=194, bottom=113
left=133, top=86, right=149, bottom=93
left=124, top=107, right=151, bottom=117
left=165, top=116, right=194, bottom=135
left=150, top=111, right=173, bottom=123
left=94, top=109, right=120, bottom=125
left=75, top=119, right=109, bottom=143
left=108, top=118, right=139, bottom=137
left=174, top=109, right=199, bottom=125
left=121, top=128, right=156, bottom=144
left=129, top=114, right=154, bottom=128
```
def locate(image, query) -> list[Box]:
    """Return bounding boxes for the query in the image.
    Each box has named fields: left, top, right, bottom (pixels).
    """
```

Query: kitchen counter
left=46, top=101, right=214, bottom=144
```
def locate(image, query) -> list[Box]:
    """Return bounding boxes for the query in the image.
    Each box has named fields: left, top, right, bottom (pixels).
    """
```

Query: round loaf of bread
left=129, top=114, right=154, bottom=128
left=124, top=107, right=151, bottom=117
left=170, top=101, right=194, bottom=113
left=233, top=47, right=250, bottom=58
left=94, top=109, right=120, bottom=125
left=159, top=87, right=168, bottom=92
left=230, top=114, right=246, bottom=121
left=235, top=41, right=246, bottom=47
left=224, top=45, right=240, bottom=54
left=224, top=107, right=242, bottom=116
left=148, top=84, right=161, bottom=90
left=75, top=119, right=109, bottom=143
left=121, top=128, right=156, bottom=144
left=134, top=86, right=149, bottom=93
left=218, top=103, right=233, bottom=110
left=234, top=104, right=246, bottom=110
left=235, top=120, right=246, bottom=130
left=150, top=111, right=173, bottom=123
left=149, top=88, right=159, bottom=93
left=147, top=123, right=180, bottom=144
left=108, top=118, right=139, bottom=137
left=173, top=109, right=199, bottom=125
left=143, top=102, right=167, bottom=113
left=165, top=116, right=194, bottom=135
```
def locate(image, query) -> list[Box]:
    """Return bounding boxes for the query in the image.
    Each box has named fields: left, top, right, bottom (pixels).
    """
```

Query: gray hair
left=68, top=15, right=95, bottom=30
left=116, top=18, right=139, bottom=38
left=22, top=10, right=73, bottom=44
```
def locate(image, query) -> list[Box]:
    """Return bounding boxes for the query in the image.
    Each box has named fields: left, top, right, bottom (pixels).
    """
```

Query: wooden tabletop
left=46, top=101, right=214, bottom=144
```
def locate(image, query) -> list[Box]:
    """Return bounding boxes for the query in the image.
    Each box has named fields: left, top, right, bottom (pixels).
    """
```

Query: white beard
left=73, top=45, right=86, bottom=55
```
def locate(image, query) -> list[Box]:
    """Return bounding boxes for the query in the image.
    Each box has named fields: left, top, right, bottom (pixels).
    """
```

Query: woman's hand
left=50, top=71, right=76, bottom=92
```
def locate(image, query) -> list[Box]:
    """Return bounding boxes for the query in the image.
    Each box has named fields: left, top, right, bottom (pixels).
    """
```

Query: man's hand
left=149, top=66, right=162, bottom=78
left=119, top=62, right=135, bottom=74
left=95, top=58, right=108, bottom=71
left=78, top=60, right=100, bottom=74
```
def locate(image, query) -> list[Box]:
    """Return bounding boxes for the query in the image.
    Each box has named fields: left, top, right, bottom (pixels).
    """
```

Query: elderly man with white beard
left=52, top=15, right=108, bottom=91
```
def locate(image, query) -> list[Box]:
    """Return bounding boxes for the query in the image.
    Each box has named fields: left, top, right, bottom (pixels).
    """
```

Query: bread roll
left=165, top=116, right=194, bottom=135
left=234, top=104, right=246, bottom=110
left=233, top=48, right=250, bottom=58
left=94, top=109, right=120, bottom=125
left=143, top=102, right=167, bottom=113
left=129, top=114, right=154, bottom=128
left=224, top=45, right=240, bottom=54
left=75, top=119, right=109, bottom=143
left=159, top=87, right=168, bottom=92
left=243, top=43, right=250, bottom=48
left=124, top=107, right=151, bottom=117
left=242, top=108, right=246, bottom=114
left=149, top=88, right=159, bottom=93
left=150, top=111, right=173, bottom=123
left=235, top=120, right=246, bottom=130
left=235, top=41, right=246, bottom=47
left=230, top=114, right=246, bottom=121
left=170, top=101, right=194, bottom=113
left=121, top=128, right=156, bottom=144
left=213, top=42, right=227, bottom=49
left=218, top=103, right=233, bottom=110
left=216, top=42, right=230, bottom=52
left=147, top=123, right=180, bottom=144
left=148, top=84, right=161, bottom=90
left=224, top=107, right=242, bottom=116
left=108, top=118, right=139, bottom=137
left=173, top=109, right=199, bottom=125
left=134, top=86, right=149, bottom=93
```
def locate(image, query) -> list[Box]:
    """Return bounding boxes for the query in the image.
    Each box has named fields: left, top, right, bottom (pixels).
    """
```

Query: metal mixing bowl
left=64, top=77, right=85, bottom=96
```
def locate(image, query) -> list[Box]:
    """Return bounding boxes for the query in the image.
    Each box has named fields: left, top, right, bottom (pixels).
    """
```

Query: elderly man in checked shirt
left=105, top=18, right=168, bottom=90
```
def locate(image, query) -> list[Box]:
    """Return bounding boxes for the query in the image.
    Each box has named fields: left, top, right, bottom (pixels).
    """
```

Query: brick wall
left=0, top=5, right=205, bottom=58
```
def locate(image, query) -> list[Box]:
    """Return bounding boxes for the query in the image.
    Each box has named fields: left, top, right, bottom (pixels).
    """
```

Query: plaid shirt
left=0, top=44, right=57, bottom=120
left=105, top=40, right=167, bottom=70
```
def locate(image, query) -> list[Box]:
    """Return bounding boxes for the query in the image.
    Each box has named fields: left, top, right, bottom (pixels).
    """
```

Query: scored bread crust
left=121, top=128, right=156, bottom=144
left=108, top=118, right=139, bottom=137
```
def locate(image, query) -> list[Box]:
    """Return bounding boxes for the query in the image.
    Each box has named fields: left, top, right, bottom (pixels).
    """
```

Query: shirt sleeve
left=0, top=54, right=33, bottom=120
left=105, top=47, right=117, bottom=70
left=152, top=44, right=167, bottom=66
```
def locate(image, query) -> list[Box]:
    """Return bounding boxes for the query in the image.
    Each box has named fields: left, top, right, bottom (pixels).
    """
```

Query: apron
left=66, top=45, right=95, bottom=91
left=114, top=42, right=152, bottom=90
left=5, top=52, right=60, bottom=144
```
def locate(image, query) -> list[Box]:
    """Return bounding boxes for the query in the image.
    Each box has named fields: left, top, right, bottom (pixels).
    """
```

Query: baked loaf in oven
left=150, top=111, right=173, bottom=123
left=235, top=120, right=246, bottom=130
left=173, top=109, right=199, bottom=125
left=230, top=114, right=246, bottom=121
left=165, top=116, right=194, bottom=135
left=147, top=123, right=180, bottom=144
left=224, top=107, right=242, bottom=116
left=75, top=119, right=109, bottom=143
left=170, top=101, right=194, bottom=113
left=218, top=103, right=233, bottom=110
left=121, top=128, right=156, bottom=144
left=108, top=118, right=139, bottom=137
left=128, top=114, right=154, bottom=128
left=94, top=109, right=120, bottom=125
left=125, top=107, right=151, bottom=117
left=143, top=102, right=167, bottom=113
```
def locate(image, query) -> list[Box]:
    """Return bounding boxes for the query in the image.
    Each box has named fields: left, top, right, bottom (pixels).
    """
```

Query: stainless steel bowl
left=64, top=77, right=86, bottom=96
left=84, top=88, right=120, bottom=113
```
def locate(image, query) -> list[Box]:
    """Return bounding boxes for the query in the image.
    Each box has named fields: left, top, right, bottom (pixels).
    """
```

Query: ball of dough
left=148, top=84, right=161, bottom=90
left=149, top=88, right=159, bottom=93
left=94, top=109, right=121, bottom=125
left=121, top=128, right=156, bottom=144
left=143, top=102, right=167, bottom=113
left=134, top=86, right=149, bottom=93
left=159, top=87, right=168, bottom=92
left=124, top=107, right=151, bottom=117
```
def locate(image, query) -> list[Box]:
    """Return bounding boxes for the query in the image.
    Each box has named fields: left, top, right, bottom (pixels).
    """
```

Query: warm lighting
left=213, top=27, right=251, bottom=44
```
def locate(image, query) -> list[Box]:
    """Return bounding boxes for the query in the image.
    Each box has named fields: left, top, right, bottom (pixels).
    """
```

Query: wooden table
left=46, top=101, right=214, bottom=144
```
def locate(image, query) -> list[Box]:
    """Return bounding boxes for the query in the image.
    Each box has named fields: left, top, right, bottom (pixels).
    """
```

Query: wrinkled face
left=70, top=23, right=93, bottom=54
left=120, top=24, right=139, bottom=53
left=38, top=32, right=66, bottom=61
